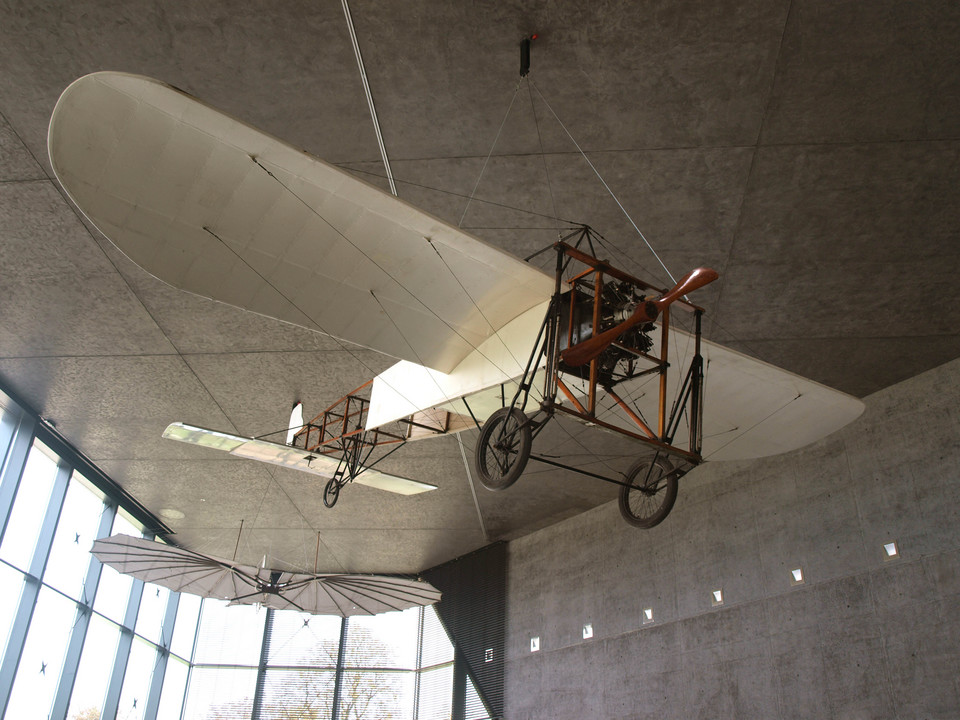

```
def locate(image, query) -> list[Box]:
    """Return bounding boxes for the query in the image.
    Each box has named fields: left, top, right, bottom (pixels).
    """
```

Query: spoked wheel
left=618, top=456, right=680, bottom=528
left=323, top=477, right=341, bottom=508
left=475, top=407, right=532, bottom=491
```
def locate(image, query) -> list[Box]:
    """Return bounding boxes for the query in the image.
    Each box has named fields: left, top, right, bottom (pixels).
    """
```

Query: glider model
left=49, top=72, right=864, bottom=528
left=91, top=533, right=440, bottom=616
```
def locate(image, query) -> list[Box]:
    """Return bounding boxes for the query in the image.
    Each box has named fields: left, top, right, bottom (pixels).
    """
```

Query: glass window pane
left=117, top=636, right=157, bottom=720
left=259, top=668, right=335, bottom=719
left=113, top=511, right=141, bottom=539
left=5, top=584, right=76, bottom=719
left=157, top=655, right=189, bottom=720
left=93, top=516, right=139, bottom=624
left=343, top=607, right=420, bottom=669
left=192, top=600, right=265, bottom=666
left=0, top=563, right=24, bottom=659
left=43, top=475, right=106, bottom=599
left=464, top=673, right=490, bottom=720
left=170, top=592, right=201, bottom=661
left=417, top=664, right=454, bottom=720
left=182, top=667, right=257, bottom=720
left=135, top=582, right=170, bottom=645
left=266, top=611, right=341, bottom=667
left=420, top=605, right=454, bottom=668
left=0, top=442, right=58, bottom=571
left=93, top=555, right=134, bottom=624
left=66, top=613, right=121, bottom=720
left=338, top=670, right=415, bottom=720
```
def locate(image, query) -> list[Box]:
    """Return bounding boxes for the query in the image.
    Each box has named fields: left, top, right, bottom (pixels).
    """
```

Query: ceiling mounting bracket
left=520, top=34, right=537, bottom=77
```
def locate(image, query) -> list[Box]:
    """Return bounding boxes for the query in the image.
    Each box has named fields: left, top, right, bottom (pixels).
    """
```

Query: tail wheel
left=618, top=456, right=680, bottom=528
left=475, top=407, right=532, bottom=491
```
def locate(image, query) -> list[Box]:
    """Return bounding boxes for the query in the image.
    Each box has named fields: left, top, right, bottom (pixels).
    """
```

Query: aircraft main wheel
left=618, top=456, right=679, bottom=528
left=475, top=407, right=532, bottom=491
left=323, top=478, right=340, bottom=508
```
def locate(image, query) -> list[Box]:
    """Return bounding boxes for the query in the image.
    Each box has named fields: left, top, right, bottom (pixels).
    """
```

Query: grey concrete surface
left=0, top=1, right=958, bottom=572
left=504, top=357, right=960, bottom=718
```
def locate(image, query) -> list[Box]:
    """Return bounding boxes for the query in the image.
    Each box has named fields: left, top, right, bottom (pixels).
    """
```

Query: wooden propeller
left=560, top=267, right=719, bottom=368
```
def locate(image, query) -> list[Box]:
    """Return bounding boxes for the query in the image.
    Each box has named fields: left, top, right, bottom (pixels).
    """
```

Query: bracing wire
left=526, top=78, right=562, bottom=243
left=340, top=164, right=581, bottom=228
left=459, top=79, right=524, bottom=228
left=248, top=156, right=545, bottom=415
left=703, top=393, right=803, bottom=460
left=537, top=413, right=628, bottom=479
left=425, top=241, right=532, bottom=378
left=341, top=163, right=778, bottom=373
left=203, top=223, right=441, bottom=420
left=528, top=79, right=678, bottom=286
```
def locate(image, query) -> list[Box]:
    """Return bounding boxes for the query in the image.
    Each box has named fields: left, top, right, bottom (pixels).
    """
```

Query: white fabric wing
left=48, top=72, right=554, bottom=374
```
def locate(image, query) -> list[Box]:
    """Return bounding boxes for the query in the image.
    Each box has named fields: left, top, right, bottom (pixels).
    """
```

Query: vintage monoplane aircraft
left=48, top=72, right=864, bottom=527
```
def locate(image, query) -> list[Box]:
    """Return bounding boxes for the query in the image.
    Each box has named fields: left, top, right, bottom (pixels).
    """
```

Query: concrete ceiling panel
left=0, top=114, right=44, bottom=181
left=761, top=0, right=960, bottom=144
left=351, top=0, right=792, bottom=155
left=0, top=269, right=175, bottom=358
left=0, top=355, right=232, bottom=460
left=0, top=181, right=117, bottom=279
left=181, top=350, right=395, bottom=438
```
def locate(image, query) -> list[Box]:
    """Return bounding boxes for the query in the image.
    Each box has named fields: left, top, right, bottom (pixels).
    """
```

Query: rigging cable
left=703, top=393, right=803, bottom=461
left=248, top=157, right=537, bottom=411
left=458, top=79, right=524, bottom=228
left=528, top=79, right=678, bottom=286
left=526, top=77, right=562, bottom=243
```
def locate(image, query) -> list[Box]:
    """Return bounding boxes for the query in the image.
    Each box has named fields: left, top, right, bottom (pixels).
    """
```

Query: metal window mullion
left=102, top=537, right=146, bottom=720
left=0, top=457, right=70, bottom=720
left=0, top=412, right=36, bottom=543
left=142, top=589, right=181, bottom=720
left=331, top=617, right=348, bottom=720
left=0, top=407, right=21, bottom=486
left=413, top=606, right=424, bottom=720
left=178, top=596, right=205, bottom=720
left=29, top=458, right=72, bottom=579
left=451, top=651, right=467, bottom=720
left=101, top=579, right=145, bottom=717
left=250, top=607, right=274, bottom=720
left=51, top=501, right=117, bottom=719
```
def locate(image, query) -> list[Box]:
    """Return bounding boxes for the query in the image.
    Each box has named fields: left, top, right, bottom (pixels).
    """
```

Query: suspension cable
left=459, top=79, right=524, bottom=228
left=528, top=79, right=677, bottom=285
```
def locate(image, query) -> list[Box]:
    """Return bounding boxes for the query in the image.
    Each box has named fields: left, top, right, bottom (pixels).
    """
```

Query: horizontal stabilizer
left=163, top=423, right=436, bottom=495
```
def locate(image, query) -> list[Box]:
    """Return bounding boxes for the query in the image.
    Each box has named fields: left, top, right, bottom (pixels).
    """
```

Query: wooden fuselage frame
left=542, top=241, right=706, bottom=469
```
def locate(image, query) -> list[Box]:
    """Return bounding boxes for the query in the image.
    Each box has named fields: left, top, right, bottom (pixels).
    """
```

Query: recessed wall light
left=530, top=636, right=540, bottom=652
left=642, top=608, right=654, bottom=624
left=484, top=648, right=494, bottom=663
left=883, top=541, right=899, bottom=560
left=791, top=567, right=804, bottom=585
left=582, top=623, right=593, bottom=639
left=711, top=589, right=724, bottom=606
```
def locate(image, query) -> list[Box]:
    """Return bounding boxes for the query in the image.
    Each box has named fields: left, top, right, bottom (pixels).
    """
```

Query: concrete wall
left=504, top=358, right=960, bottom=719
